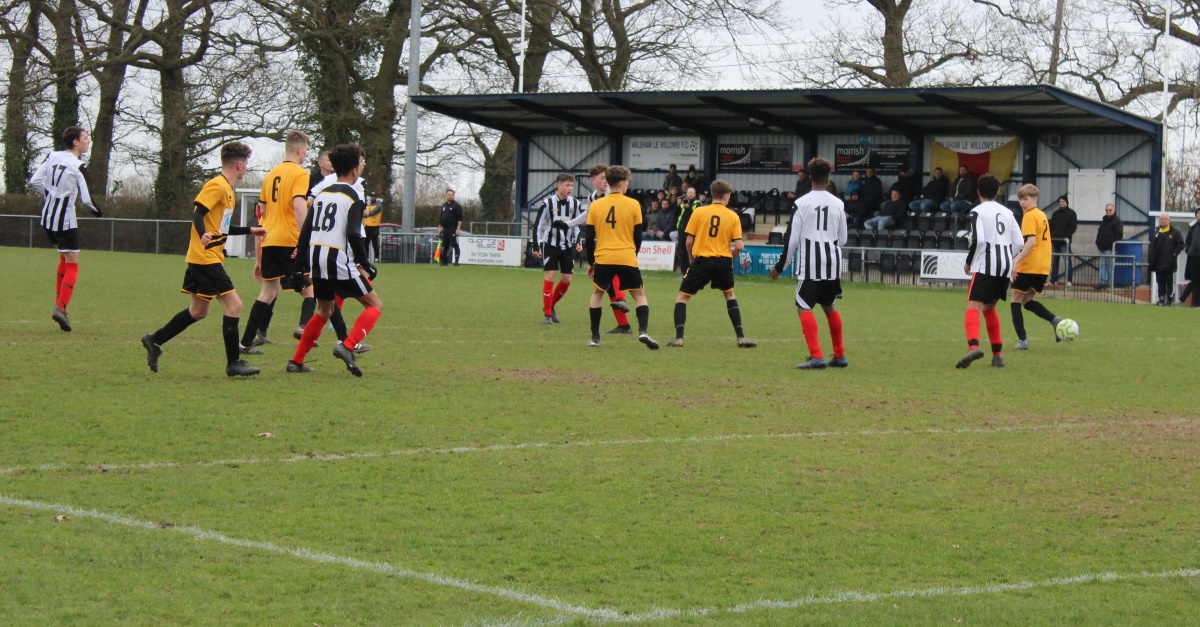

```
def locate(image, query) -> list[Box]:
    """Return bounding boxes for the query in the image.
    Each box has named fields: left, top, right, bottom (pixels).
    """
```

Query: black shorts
left=795, top=278, right=842, bottom=309
left=542, top=245, right=575, bottom=274
left=45, top=228, right=80, bottom=253
left=181, top=263, right=236, bottom=302
left=312, top=276, right=373, bottom=302
left=968, top=273, right=1010, bottom=304
left=1011, top=273, right=1047, bottom=294
left=679, top=256, right=735, bottom=295
left=592, top=264, right=643, bottom=291
left=260, top=246, right=297, bottom=282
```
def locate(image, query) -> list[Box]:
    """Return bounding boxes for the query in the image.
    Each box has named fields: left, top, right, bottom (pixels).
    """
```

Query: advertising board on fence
left=638, top=241, right=677, bottom=271
left=736, top=245, right=784, bottom=276
left=834, top=144, right=912, bottom=173
left=920, top=251, right=971, bottom=281
left=718, top=144, right=793, bottom=172
left=460, top=236, right=524, bottom=267
left=627, top=137, right=702, bottom=170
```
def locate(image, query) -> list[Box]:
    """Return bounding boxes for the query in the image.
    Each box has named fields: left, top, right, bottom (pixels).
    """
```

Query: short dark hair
left=668, top=164, right=677, bottom=169
left=807, top=157, right=832, bottom=184
left=588, top=163, right=608, bottom=177
left=977, top=174, right=1000, bottom=199
left=329, top=143, right=364, bottom=176
left=220, top=142, right=252, bottom=166
left=62, top=126, right=86, bottom=149
left=555, top=173, right=574, bottom=184
left=606, top=165, right=631, bottom=186
left=709, top=180, right=733, bottom=199
left=934, top=167, right=943, bottom=173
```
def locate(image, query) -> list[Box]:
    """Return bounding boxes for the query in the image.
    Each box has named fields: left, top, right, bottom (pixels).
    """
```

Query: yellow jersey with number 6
left=259, top=161, right=311, bottom=247
left=586, top=193, right=643, bottom=267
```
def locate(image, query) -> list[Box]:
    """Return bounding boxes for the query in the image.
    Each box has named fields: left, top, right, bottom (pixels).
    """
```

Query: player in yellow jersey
left=665, top=179, right=755, bottom=348
left=140, top=142, right=267, bottom=376
left=239, top=130, right=315, bottom=352
left=584, top=165, right=659, bottom=349
left=1010, top=183, right=1071, bottom=349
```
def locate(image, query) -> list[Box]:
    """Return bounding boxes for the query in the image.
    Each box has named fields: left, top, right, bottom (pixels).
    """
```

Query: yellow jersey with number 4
left=685, top=203, right=742, bottom=258
left=1016, top=207, right=1051, bottom=275
left=587, top=193, right=643, bottom=267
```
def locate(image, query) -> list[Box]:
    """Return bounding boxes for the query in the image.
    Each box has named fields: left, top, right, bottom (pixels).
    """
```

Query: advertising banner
left=735, top=245, right=784, bottom=276
left=627, top=137, right=701, bottom=170
left=459, top=236, right=524, bottom=267
left=919, top=251, right=971, bottom=281
left=638, top=241, right=677, bottom=271
left=834, top=144, right=912, bottom=173
left=718, top=144, right=793, bottom=172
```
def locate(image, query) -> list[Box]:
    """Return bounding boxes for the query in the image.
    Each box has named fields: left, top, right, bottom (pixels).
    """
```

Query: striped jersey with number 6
left=307, top=183, right=367, bottom=280
left=783, top=190, right=848, bottom=280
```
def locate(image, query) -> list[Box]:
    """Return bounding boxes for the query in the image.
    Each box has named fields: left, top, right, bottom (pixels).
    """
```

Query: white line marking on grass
left=0, top=495, right=624, bottom=621
left=1, top=418, right=1192, bottom=478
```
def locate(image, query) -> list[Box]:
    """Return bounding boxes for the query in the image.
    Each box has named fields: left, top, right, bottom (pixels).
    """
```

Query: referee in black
left=439, top=189, right=463, bottom=266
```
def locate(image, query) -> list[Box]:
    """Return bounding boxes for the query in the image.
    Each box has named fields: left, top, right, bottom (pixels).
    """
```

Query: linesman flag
left=931, top=137, right=1020, bottom=194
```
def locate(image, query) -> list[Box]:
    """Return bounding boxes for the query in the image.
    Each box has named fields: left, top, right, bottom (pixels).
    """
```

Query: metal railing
left=0, top=214, right=193, bottom=255
left=469, top=221, right=528, bottom=237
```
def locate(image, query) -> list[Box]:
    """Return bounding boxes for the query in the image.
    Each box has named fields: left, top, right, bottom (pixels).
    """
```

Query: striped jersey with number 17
left=966, top=200, right=1023, bottom=277
left=781, top=190, right=848, bottom=280
left=29, top=151, right=98, bottom=232
left=307, top=183, right=367, bottom=281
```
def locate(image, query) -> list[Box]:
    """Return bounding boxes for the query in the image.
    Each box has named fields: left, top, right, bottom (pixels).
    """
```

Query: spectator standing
left=788, top=168, right=811, bottom=199
left=438, top=189, right=463, bottom=266
left=909, top=167, right=949, bottom=213
left=1094, top=203, right=1124, bottom=288
left=865, top=189, right=907, bottom=231
left=363, top=193, right=382, bottom=262
left=1149, top=213, right=1185, bottom=305
left=941, top=166, right=976, bottom=214
left=1179, top=208, right=1200, bottom=306
left=676, top=187, right=701, bottom=275
left=663, top=164, right=683, bottom=193
left=683, top=165, right=702, bottom=191
left=858, top=167, right=883, bottom=214
left=1048, top=195, right=1078, bottom=285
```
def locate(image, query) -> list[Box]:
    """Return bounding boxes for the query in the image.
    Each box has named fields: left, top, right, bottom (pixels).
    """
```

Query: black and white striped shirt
left=781, top=190, right=848, bottom=281
left=306, top=183, right=368, bottom=281
left=966, top=200, right=1023, bottom=277
left=29, top=151, right=97, bottom=232
left=535, top=194, right=582, bottom=249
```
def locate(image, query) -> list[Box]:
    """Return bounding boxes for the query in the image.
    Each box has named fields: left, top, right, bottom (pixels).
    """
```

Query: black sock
left=299, top=297, right=316, bottom=328
left=1023, top=300, right=1056, bottom=323
left=1010, top=302, right=1026, bottom=341
left=673, top=302, right=686, bottom=339
left=152, top=308, right=199, bottom=346
left=726, top=299, right=744, bottom=339
left=259, top=297, right=275, bottom=335
left=589, top=306, right=602, bottom=337
left=241, top=299, right=271, bottom=347
left=635, top=305, right=649, bottom=334
left=222, top=316, right=241, bottom=365
left=330, top=307, right=348, bottom=341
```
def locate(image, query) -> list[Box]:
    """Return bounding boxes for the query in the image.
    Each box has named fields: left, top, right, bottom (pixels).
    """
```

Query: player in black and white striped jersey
left=957, top=173, right=1023, bottom=369
left=28, top=126, right=102, bottom=332
left=534, top=173, right=582, bottom=323
left=769, top=157, right=848, bottom=370
left=289, top=143, right=381, bottom=377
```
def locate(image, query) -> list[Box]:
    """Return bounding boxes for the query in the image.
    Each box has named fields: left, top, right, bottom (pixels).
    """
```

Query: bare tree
left=1, top=1, right=44, bottom=192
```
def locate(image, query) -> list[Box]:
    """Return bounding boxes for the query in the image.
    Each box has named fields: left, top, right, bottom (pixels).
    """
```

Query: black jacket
left=1187, top=222, right=1200, bottom=256
left=439, top=200, right=463, bottom=228
left=1148, top=225, right=1185, bottom=273
left=858, top=175, right=883, bottom=209
left=879, top=198, right=907, bottom=220
left=920, top=176, right=949, bottom=203
left=1048, top=206, right=1078, bottom=241
left=950, top=174, right=976, bottom=202
left=1095, top=214, right=1124, bottom=251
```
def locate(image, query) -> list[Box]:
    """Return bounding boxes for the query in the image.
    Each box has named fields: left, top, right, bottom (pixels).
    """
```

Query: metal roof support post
left=609, top=135, right=623, bottom=166
left=909, top=135, right=923, bottom=174
left=1022, top=134, right=1038, bottom=185
left=515, top=134, right=530, bottom=225
left=1149, top=129, right=1163, bottom=224
left=803, top=136, right=815, bottom=169
left=702, top=134, right=718, bottom=187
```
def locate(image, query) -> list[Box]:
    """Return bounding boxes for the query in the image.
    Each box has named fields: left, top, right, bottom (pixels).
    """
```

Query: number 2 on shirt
left=605, top=206, right=617, bottom=228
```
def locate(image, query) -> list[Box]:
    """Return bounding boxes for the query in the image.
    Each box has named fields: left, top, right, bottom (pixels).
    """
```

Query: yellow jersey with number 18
left=586, top=193, right=643, bottom=267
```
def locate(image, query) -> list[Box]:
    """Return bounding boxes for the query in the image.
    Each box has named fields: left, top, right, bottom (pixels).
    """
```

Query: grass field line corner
left=0, top=495, right=625, bottom=621
left=1, top=417, right=1193, bottom=478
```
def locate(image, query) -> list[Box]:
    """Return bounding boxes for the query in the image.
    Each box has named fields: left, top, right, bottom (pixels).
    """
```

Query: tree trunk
left=3, top=9, right=39, bottom=193
left=154, top=4, right=190, bottom=217
left=50, top=0, right=81, bottom=139
left=303, top=0, right=365, bottom=149
left=361, top=0, right=410, bottom=204
left=478, top=133, right=516, bottom=221
left=875, top=0, right=912, bottom=87
left=87, top=0, right=132, bottom=197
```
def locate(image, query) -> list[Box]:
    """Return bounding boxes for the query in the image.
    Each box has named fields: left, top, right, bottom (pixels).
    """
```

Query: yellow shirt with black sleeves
left=586, top=192, right=643, bottom=267
left=186, top=174, right=237, bottom=266
left=364, top=203, right=382, bottom=227
left=685, top=203, right=742, bottom=258
left=259, top=161, right=311, bottom=247
left=1016, top=207, right=1051, bottom=275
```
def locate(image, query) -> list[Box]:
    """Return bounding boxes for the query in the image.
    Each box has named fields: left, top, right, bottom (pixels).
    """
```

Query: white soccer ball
left=1055, top=318, right=1079, bottom=342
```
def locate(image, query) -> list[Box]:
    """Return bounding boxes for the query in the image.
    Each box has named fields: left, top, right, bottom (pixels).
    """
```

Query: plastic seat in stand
left=879, top=252, right=897, bottom=273
left=905, top=232, right=922, bottom=249
left=921, top=232, right=938, bottom=249
left=936, top=233, right=954, bottom=249
left=845, top=230, right=861, bottom=248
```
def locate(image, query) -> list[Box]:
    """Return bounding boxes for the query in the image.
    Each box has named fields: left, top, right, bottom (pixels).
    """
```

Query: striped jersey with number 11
left=781, top=190, right=848, bottom=280
left=966, top=201, right=1023, bottom=277
left=305, top=183, right=368, bottom=281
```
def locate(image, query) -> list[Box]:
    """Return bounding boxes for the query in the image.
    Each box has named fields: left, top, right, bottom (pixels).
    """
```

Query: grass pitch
left=0, top=245, right=1197, bottom=625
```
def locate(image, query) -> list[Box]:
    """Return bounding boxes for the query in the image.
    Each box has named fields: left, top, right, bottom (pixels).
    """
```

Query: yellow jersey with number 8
left=685, top=203, right=742, bottom=258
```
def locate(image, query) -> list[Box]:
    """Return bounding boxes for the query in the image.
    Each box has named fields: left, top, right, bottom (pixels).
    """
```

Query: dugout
left=413, top=85, right=1162, bottom=252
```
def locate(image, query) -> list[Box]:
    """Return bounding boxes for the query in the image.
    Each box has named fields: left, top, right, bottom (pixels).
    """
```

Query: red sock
left=335, top=295, right=344, bottom=308
left=799, top=310, right=823, bottom=359
left=57, top=262, right=79, bottom=310
left=964, top=308, right=981, bottom=348
left=826, top=310, right=844, bottom=358
left=292, top=313, right=327, bottom=364
left=613, top=308, right=629, bottom=327
left=344, top=306, right=381, bottom=349
left=55, top=257, right=66, bottom=298
left=552, top=280, right=570, bottom=306
left=543, top=280, right=554, bottom=315
left=983, top=308, right=1003, bottom=354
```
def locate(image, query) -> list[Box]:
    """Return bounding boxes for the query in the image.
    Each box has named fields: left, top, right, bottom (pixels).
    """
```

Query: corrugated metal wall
left=1036, top=134, right=1153, bottom=227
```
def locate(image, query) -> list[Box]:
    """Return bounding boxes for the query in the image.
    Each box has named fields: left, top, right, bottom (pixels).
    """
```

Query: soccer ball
left=1055, top=318, right=1079, bottom=342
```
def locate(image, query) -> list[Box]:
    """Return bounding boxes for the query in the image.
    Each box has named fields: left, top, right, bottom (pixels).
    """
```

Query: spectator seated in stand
left=843, top=170, right=862, bottom=201
left=890, top=168, right=920, bottom=202
left=662, top=164, right=683, bottom=194
left=787, top=167, right=811, bottom=200
left=845, top=191, right=866, bottom=229
left=858, top=167, right=884, bottom=216
left=683, top=165, right=701, bottom=191
left=864, top=189, right=908, bottom=231
left=909, top=167, right=949, bottom=213
left=647, top=199, right=678, bottom=241
left=941, top=165, right=976, bottom=214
